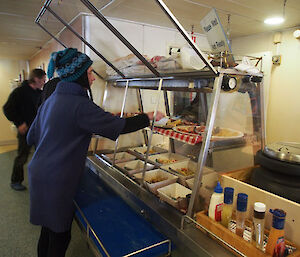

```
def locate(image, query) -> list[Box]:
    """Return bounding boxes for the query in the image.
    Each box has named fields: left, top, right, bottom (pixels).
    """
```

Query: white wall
left=232, top=28, right=300, bottom=143
left=0, top=59, right=28, bottom=145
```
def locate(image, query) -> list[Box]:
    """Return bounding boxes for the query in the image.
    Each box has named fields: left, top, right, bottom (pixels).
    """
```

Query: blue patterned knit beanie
left=47, top=48, right=93, bottom=82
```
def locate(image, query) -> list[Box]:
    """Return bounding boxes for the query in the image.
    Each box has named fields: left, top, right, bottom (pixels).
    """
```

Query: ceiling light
left=293, top=29, right=300, bottom=39
left=264, top=17, right=285, bottom=25
left=264, top=0, right=287, bottom=25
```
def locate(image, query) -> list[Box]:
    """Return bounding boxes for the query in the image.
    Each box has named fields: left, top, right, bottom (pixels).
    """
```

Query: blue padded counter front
left=74, top=168, right=170, bottom=257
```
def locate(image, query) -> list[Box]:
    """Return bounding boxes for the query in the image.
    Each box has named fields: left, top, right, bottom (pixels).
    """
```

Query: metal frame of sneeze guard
left=112, top=80, right=130, bottom=166
left=35, top=0, right=125, bottom=78
left=155, top=0, right=217, bottom=75
left=80, top=0, right=161, bottom=78
left=141, top=78, right=164, bottom=187
left=187, top=73, right=223, bottom=217
left=35, top=0, right=217, bottom=78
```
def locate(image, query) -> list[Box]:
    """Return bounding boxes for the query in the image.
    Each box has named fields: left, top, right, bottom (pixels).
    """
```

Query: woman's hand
left=18, top=122, right=28, bottom=135
left=147, top=111, right=165, bottom=121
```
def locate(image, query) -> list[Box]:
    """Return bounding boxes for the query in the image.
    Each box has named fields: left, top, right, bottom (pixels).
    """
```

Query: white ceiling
left=0, top=0, right=300, bottom=60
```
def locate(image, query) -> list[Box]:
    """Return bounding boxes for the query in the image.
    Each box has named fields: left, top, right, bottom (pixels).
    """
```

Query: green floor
left=0, top=150, right=95, bottom=257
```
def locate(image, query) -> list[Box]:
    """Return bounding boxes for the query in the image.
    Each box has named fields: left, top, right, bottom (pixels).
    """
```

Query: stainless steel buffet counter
left=82, top=154, right=235, bottom=257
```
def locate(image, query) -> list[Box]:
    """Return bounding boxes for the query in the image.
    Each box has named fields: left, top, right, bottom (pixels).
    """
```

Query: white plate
left=153, top=117, right=169, bottom=127
left=212, top=127, right=243, bottom=140
left=173, top=126, right=243, bottom=140
left=153, top=117, right=184, bottom=128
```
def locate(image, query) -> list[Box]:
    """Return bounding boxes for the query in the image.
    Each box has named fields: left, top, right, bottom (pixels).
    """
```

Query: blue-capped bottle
left=266, top=209, right=286, bottom=256
left=236, top=193, right=248, bottom=238
left=208, top=182, right=223, bottom=222
left=221, top=187, right=234, bottom=228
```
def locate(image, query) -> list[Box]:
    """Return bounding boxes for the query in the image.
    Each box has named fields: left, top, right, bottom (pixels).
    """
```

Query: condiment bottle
left=221, top=187, right=234, bottom=228
left=236, top=193, right=248, bottom=238
left=208, top=182, right=223, bottom=222
left=253, top=202, right=266, bottom=250
left=266, top=209, right=286, bottom=257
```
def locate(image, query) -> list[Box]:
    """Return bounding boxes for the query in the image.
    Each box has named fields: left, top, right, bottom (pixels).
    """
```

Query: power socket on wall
left=272, top=55, right=281, bottom=65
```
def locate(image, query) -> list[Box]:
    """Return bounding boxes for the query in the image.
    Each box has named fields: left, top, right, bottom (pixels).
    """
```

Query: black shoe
left=10, top=183, right=26, bottom=191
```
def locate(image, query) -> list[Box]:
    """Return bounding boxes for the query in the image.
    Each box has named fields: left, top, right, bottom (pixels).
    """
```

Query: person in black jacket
left=3, top=68, right=46, bottom=191
left=39, top=77, right=60, bottom=104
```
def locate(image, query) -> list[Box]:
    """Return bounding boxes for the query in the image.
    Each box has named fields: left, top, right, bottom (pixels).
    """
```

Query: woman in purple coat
left=27, top=48, right=162, bottom=257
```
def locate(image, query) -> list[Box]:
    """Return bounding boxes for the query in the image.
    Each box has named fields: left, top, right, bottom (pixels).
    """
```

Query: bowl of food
left=133, top=169, right=178, bottom=194
left=148, top=153, right=188, bottom=166
left=161, top=160, right=197, bottom=186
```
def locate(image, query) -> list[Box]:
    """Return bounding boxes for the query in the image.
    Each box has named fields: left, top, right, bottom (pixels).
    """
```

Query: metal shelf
left=106, top=67, right=262, bottom=83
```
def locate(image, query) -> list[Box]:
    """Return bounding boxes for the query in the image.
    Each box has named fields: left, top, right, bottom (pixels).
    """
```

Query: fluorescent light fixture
left=264, top=17, right=285, bottom=25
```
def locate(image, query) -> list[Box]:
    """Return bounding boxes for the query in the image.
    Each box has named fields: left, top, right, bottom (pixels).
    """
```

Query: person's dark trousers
left=38, top=226, right=71, bottom=257
left=11, top=132, right=31, bottom=184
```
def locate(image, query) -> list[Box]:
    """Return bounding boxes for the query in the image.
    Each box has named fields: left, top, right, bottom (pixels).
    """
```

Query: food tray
left=128, top=146, right=168, bottom=158
left=161, top=160, right=197, bottom=185
left=102, top=152, right=136, bottom=164
left=157, top=183, right=191, bottom=209
left=148, top=153, right=189, bottom=166
left=115, top=160, right=155, bottom=176
left=133, top=169, right=178, bottom=194
left=173, top=125, right=205, bottom=136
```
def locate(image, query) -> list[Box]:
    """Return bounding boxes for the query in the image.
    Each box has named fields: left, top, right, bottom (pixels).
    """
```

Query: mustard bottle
left=221, top=187, right=234, bottom=228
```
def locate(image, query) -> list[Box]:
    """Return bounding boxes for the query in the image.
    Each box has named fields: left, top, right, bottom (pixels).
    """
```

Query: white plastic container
left=157, top=183, right=192, bottom=209
left=148, top=153, right=188, bottom=166
left=133, top=169, right=178, bottom=194
left=102, top=152, right=136, bottom=164
left=208, top=181, right=224, bottom=222
left=161, top=160, right=196, bottom=186
left=128, top=146, right=168, bottom=157
left=116, top=160, right=154, bottom=176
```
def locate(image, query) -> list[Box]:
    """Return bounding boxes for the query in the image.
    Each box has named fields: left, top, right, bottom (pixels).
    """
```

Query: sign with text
left=200, top=8, right=232, bottom=54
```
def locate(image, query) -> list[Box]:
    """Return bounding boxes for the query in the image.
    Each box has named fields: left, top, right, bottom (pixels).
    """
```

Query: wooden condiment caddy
left=195, top=211, right=300, bottom=257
